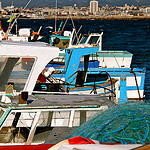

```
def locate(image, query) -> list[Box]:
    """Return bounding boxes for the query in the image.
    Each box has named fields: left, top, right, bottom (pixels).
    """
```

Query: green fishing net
left=68, top=102, right=150, bottom=144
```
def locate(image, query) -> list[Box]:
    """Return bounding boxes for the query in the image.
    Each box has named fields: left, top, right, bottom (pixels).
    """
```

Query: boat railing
left=89, top=71, right=116, bottom=101
left=0, top=102, right=108, bottom=144
left=43, top=70, right=117, bottom=100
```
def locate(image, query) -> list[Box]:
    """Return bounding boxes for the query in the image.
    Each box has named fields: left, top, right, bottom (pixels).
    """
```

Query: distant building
left=125, top=4, right=129, bottom=10
left=90, top=0, right=99, bottom=15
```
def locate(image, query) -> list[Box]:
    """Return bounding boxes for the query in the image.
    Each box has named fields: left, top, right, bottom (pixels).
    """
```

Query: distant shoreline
left=45, top=16, right=150, bottom=20
left=1, top=16, right=150, bottom=20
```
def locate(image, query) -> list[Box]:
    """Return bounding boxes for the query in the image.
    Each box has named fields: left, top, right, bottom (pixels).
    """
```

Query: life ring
left=53, top=38, right=60, bottom=45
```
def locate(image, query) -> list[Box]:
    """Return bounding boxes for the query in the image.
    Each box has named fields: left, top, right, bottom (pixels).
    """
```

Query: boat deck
left=2, top=94, right=115, bottom=109
left=29, top=94, right=114, bottom=107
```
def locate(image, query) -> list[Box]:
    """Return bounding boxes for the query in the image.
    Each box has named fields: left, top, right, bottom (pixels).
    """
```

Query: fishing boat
left=48, top=32, right=103, bottom=69
left=36, top=45, right=120, bottom=101
left=38, top=45, right=146, bottom=102
left=49, top=28, right=103, bottom=50
left=0, top=40, right=118, bottom=145
left=0, top=23, right=43, bottom=42
left=48, top=31, right=133, bottom=69
left=0, top=19, right=146, bottom=150
left=0, top=1, right=42, bottom=42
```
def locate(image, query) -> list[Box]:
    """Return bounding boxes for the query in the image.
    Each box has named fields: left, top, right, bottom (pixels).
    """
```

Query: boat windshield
left=79, top=35, right=100, bottom=45
left=87, top=36, right=100, bottom=44
left=79, top=36, right=88, bottom=44
left=0, top=57, right=35, bottom=92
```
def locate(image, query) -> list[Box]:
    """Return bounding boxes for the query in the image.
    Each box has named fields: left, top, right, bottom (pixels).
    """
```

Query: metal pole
left=55, top=0, right=57, bottom=32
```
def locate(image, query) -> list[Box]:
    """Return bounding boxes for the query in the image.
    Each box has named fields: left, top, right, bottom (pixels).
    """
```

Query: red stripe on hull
left=0, top=144, right=54, bottom=150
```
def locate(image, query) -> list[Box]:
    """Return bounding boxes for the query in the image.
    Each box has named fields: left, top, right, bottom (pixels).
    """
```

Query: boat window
left=87, top=36, right=100, bottom=45
left=75, top=71, right=86, bottom=87
left=0, top=57, right=35, bottom=92
left=79, top=36, right=88, bottom=44
left=85, top=73, right=108, bottom=83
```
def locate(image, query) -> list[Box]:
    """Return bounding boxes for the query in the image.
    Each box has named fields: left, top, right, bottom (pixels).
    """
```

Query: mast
left=55, top=0, right=57, bottom=32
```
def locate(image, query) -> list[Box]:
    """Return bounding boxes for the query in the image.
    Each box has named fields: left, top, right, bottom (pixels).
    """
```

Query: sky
left=0, top=0, right=150, bottom=8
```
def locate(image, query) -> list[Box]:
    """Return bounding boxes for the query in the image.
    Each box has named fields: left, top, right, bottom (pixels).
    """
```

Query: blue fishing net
left=68, top=102, right=150, bottom=145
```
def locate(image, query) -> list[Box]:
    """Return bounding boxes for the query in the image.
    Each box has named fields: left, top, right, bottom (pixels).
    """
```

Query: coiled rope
left=68, top=102, right=150, bottom=145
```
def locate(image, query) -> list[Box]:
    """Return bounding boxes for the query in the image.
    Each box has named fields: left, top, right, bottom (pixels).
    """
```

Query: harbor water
left=1, top=19, right=150, bottom=101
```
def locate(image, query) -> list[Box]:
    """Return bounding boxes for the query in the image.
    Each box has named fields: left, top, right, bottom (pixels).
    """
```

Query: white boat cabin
left=0, top=41, right=59, bottom=95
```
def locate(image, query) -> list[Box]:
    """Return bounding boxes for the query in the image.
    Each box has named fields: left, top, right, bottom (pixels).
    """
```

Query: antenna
left=12, top=1, right=14, bottom=6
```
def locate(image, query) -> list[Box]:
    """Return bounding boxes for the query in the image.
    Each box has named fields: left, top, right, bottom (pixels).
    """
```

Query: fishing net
left=68, top=102, right=150, bottom=144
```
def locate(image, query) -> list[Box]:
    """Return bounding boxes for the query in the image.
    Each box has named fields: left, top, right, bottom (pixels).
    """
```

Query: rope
left=68, top=102, right=150, bottom=145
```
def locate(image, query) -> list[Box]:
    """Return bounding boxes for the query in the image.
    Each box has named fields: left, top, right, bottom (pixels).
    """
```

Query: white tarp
left=58, top=144, right=142, bottom=150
